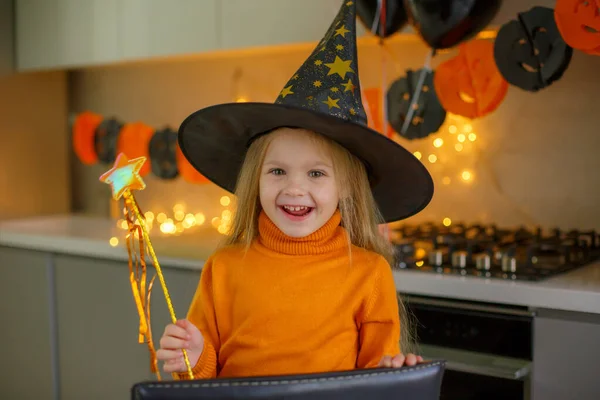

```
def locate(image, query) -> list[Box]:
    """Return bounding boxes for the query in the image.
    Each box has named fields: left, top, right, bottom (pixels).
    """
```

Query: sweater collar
left=257, top=209, right=348, bottom=255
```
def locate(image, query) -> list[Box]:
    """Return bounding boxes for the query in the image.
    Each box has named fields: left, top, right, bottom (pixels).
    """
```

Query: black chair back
left=131, top=361, right=445, bottom=400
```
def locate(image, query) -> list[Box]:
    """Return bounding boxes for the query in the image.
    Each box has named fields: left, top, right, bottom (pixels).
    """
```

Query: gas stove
left=390, top=222, right=600, bottom=281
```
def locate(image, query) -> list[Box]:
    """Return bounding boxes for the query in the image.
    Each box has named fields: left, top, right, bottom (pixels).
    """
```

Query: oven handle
left=419, top=344, right=531, bottom=381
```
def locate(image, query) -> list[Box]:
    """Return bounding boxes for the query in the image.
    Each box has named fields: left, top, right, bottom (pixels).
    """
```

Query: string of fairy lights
left=403, top=112, right=479, bottom=228
left=411, top=113, right=476, bottom=179
left=108, top=195, right=234, bottom=247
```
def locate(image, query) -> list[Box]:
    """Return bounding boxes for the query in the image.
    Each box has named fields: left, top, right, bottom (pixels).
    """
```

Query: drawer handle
left=419, top=344, right=531, bottom=381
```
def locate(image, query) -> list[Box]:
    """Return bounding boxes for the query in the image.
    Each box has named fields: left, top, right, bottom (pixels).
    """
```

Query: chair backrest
left=131, top=360, right=446, bottom=400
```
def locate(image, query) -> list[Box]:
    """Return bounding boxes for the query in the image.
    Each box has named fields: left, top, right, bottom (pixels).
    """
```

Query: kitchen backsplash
left=69, top=37, right=600, bottom=231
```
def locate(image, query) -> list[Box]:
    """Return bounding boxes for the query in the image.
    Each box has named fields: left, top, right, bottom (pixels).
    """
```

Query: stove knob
left=474, top=253, right=492, bottom=270
left=501, top=255, right=517, bottom=273
left=451, top=250, right=468, bottom=269
left=429, top=250, right=444, bottom=266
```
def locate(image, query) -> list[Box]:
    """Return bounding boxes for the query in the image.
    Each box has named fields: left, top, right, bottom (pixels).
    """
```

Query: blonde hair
left=221, top=128, right=416, bottom=354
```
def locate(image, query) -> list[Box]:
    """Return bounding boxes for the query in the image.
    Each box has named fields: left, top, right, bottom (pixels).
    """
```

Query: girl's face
left=259, top=128, right=340, bottom=238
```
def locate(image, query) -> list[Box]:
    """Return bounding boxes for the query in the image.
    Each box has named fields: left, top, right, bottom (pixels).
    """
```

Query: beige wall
left=0, top=70, right=70, bottom=220
left=68, top=36, right=600, bottom=231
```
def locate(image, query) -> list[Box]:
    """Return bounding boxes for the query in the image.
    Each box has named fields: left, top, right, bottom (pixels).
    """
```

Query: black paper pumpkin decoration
left=94, top=118, right=122, bottom=164
left=494, top=6, right=573, bottom=92
left=149, top=128, right=179, bottom=180
left=386, top=68, right=446, bottom=140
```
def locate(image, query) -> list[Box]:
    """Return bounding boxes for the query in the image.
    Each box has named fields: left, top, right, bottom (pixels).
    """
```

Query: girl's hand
left=378, top=353, right=425, bottom=368
left=156, top=319, right=204, bottom=373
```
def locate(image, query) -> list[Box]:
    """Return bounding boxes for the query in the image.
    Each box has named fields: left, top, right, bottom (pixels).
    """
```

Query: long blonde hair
left=221, top=128, right=416, bottom=353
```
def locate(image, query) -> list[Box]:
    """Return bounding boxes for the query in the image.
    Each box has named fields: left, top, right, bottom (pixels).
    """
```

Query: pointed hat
left=177, top=0, right=433, bottom=222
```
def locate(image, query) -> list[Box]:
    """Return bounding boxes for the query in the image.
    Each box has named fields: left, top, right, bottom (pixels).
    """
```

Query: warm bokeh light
left=174, top=210, right=185, bottom=221
left=455, top=143, right=463, bottom=152
left=457, top=134, right=466, bottom=143
left=448, top=125, right=457, bottom=134
left=195, top=213, right=206, bottom=225
left=413, top=151, right=422, bottom=160
left=468, top=133, right=477, bottom=142
left=156, top=212, right=167, bottom=223
left=433, top=138, right=444, bottom=148
left=464, top=124, right=472, bottom=133
left=461, top=170, right=473, bottom=181
left=160, top=219, right=176, bottom=234
left=109, top=237, right=119, bottom=247
left=443, top=217, right=452, bottom=227
left=428, top=154, right=437, bottom=163
left=220, top=196, right=231, bottom=206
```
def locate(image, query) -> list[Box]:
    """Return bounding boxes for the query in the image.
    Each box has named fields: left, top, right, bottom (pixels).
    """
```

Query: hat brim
left=177, top=102, right=434, bottom=223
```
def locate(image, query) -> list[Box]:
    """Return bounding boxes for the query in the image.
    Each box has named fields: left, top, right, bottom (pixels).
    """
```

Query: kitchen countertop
left=1, top=214, right=600, bottom=315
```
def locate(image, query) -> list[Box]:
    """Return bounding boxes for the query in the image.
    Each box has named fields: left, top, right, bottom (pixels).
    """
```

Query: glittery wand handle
left=123, top=189, right=195, bottom=380
left=99, top=153, right=194, bottom=380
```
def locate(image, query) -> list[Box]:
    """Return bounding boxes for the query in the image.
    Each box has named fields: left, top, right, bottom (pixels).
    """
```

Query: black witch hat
left=177, top=0, right=433, bottom=222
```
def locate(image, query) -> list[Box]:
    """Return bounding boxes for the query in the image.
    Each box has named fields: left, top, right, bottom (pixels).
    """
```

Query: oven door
left=421, top=344, right=532, bottom=400
left=404, top=295, right=534, bottom=400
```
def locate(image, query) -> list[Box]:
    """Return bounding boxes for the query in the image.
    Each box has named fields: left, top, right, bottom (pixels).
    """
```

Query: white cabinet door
left=220, top=0, right=366, bottom=51
left=15, top=0, right=61, bottom=70
left=119, top=0, right=219, bottom=61
left=57, top=0, right=120, bottom=67
left=16, top=0, right=119, bottom=71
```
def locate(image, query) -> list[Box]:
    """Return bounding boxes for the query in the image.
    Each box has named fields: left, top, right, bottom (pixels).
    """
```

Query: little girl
left=156, top=0, right=433, bottom=380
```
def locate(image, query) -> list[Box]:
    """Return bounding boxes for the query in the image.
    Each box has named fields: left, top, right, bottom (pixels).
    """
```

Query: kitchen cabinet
left=118, top=0, right=219, bottom=61
left=15, top=0, right=120, bottom=71
left=15, top=0, right=219, bottom=71
left=220, top=0, right=367, bottom=51
left=15, top=0, right=365, bottom=71
left=53, top=253, right=200, bottom=400
left=532, top=309, right=600, bottom=400
left=0, top=247, right=55, bottom=400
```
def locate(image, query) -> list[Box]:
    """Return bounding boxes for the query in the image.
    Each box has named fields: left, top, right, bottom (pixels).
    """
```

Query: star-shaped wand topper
left=99, top=153, right=147, bottom=200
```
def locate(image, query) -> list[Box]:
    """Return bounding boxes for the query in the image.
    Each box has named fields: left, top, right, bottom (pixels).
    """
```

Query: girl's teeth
left=285, top=206, right=306, bottom=211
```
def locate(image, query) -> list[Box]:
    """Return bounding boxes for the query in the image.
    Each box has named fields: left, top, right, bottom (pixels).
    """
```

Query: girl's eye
left=309, top=170, right=325, bottom=178
left=269, top=168, right=285, bottom=175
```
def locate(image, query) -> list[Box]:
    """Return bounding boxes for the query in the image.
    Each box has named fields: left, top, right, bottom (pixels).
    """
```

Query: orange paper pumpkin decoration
left=434, top=39, right=508, bottom=119
left=555, top=0, right=600, bottom=53
left=72, top=111, right=103, bottom=165
left=176, top=145, right=211, bottom=185
left=116, top=122, right=155, bottom=177
left=363, top=87, right=395, bottom=138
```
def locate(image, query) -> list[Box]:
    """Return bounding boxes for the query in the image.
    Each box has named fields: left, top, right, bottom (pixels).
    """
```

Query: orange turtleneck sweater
left=177, top=210, right=400, bottom=380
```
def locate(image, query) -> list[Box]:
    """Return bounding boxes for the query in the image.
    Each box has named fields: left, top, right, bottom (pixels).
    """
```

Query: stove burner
left=391, top=223, right=599, bottom=281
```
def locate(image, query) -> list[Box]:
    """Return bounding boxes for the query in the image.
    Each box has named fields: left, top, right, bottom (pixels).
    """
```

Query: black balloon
left=404, top=0, right=502, bottom=49
left=357, top=0, right=408, bottom=38
left=387, top=68, right=446, bottom=140
left=493, top=6, right=572, bottom=92
left=149, top=128, right=179, bottom=180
